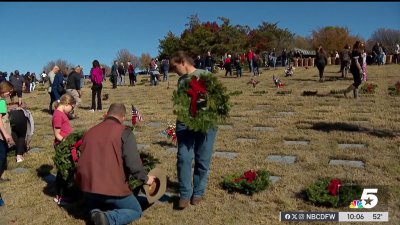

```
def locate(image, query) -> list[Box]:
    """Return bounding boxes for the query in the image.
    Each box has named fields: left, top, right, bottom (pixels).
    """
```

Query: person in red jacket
left=247, top=49, right=254, bottom=72
left=224, top=54, right=232, bottom=76
left=76, top=103, right=155, bottom=225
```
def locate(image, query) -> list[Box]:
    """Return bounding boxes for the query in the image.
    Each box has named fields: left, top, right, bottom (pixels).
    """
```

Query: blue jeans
left=163, top=70, right=168, bottom=81
left=118, top=75, right=125, bottom=86
left=248, top=59, right=253, bottom=72
left=205, top=67, right=212, bottom=72
left=236, top=68, right=242, bottom=77
left=176, top=122, right=217, bottom=199
left=83, top=192, right=142, bottom=225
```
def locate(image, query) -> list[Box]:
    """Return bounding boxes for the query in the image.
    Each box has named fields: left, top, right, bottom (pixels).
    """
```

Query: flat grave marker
left=284, top=140, right=310, bottom=145
left=338, top=143, right=366, bottom=149
left=147, top=122, right=162, bottom=128
left=218, top=124, right=234, bottom=130
left=29, top=147, right=43, bottom=153
left=266, top=155, right=297, bottom=164
left=137, top=144, right=150, bottom=151
left=328, top=159, right=365, bottom=168
left=252, top=126, right=274, bottom=132
left=236, top=138, right=257, bottom=143
left=213, top=151, right=238, bottom=159
left=11, top=167, right=29, bottom=174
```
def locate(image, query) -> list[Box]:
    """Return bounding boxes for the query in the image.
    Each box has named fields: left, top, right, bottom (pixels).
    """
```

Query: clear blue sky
left=0, top=2, right=399, bottom=76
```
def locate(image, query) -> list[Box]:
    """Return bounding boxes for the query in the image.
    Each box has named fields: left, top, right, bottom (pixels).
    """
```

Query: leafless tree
left=115, top=49, right=133, bottom=67
left=42, top=59, right=74, bottom=75
left=139, top=53, right=152, bottom=71
left=368, top=28, right=400, bottom=54
left=100, top=64, right=111, bottom=76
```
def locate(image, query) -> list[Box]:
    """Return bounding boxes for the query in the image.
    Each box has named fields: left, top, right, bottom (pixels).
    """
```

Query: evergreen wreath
left=53, top=131, right=85, bottom=186
left=129, top=152, right=160, bottom=192
left=306, top=178, right=363, bottom=208
left=172, top=73, right=231, bottom=133
left=221, top=170, right=271, bottom=195
left=53, top=130, right=160, bottom=192
left=388, top=81, right=400, bottom=96
left=359, top=83, right=378, bottom=94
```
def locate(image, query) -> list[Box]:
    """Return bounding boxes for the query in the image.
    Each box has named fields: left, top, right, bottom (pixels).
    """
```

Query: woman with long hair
left=315, top=45, right=328, bottom=82
left=89, top=60, right=103, bottom=112
left=344, top=41, right=363, bottom=98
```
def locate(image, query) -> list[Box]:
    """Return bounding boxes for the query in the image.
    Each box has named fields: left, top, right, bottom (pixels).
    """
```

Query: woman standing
left=344, top=41, right=363, bottom=98
left=315, top=45, right=328, bottom=82
left=89, top=60, right=103, bottom=112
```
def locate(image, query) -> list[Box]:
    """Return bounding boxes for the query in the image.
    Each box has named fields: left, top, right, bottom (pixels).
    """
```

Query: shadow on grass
left=36, top=164, right=88, bottom=223
left=78, top=106, right=92, bottom=110
left=311, top=122, right=398, bottom=138
left=153, top=140, right=176, bottom=148
left=40, top=109, right=53, bottom=114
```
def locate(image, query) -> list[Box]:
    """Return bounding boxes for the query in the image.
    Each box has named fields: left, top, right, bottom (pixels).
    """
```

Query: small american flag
left=131, top=105, right=143, bottom=125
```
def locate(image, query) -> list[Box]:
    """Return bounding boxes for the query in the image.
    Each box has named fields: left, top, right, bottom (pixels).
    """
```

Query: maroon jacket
left=75, top=116, right=147, bottom=196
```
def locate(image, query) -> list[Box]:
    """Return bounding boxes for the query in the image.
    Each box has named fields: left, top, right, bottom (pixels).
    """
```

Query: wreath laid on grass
left=330, top=89, right=343, bottom=95
left=388, top=81, right=400, bottom=96
left=359, top=83, right=378, bottom=94
left=253, top=90, right=268, bottom=95
left=276, top=90, right=292, bottom=95
left=172, top=73, right=231, bottom=133
left=54, top=130, right=160, bottom=192
left=302, top=90, right=318, bottom=96
left=228, top=90, right=243, bottom=96
left=305, top=178, right=363, bottom=208
left=221, top=170, right=271, bottom=195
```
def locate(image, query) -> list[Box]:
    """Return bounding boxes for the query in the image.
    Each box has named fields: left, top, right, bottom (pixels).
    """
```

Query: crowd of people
left=0, top=42, right=398, bottom=224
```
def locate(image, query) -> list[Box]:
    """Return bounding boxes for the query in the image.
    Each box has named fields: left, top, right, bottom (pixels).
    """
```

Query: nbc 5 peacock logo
left=349, top=188, right=378, bottom=209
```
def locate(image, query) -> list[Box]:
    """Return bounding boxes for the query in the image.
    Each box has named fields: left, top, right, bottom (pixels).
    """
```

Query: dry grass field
left=1, top=64, right=399, bottom=225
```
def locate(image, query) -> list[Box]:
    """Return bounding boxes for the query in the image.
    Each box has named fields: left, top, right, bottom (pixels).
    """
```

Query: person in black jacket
left=66, top=66, right=83, bottom=118
left=9, top=70, right=24, bottom=106
left=204, top=51, right=215, bottom=72
left=315, top=45, right=328, bottom=82
left=344, top=41, right=363, bottom=99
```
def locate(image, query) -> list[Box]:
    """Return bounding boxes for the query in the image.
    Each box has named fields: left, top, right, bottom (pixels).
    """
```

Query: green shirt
left=0, top=99, right=7, bottom=115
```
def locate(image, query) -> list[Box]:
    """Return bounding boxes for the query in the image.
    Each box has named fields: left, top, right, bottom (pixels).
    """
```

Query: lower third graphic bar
left=280, top=211, right=338, bottom=222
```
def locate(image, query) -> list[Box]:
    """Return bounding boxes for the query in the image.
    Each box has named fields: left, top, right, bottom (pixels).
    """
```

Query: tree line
left=159, top=14, right=400, bottom=58
left=42, top=15, right=400, bottom=75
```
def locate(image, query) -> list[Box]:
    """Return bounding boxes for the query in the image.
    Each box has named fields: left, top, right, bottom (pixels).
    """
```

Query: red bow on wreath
left=71, top=139, right=83, bottom=162
left=234, top=170, right=257, bottom=183
left=327, top=179, right=342, bottom=196
left=187, top=76, right=207, bottom=117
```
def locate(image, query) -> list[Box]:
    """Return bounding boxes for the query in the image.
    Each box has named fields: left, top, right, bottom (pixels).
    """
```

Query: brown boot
left=344, top=85, right=355, bottom=98
left=178, top=198, right=190, bottom=210
left=191, top=196, right=203, bottom=205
